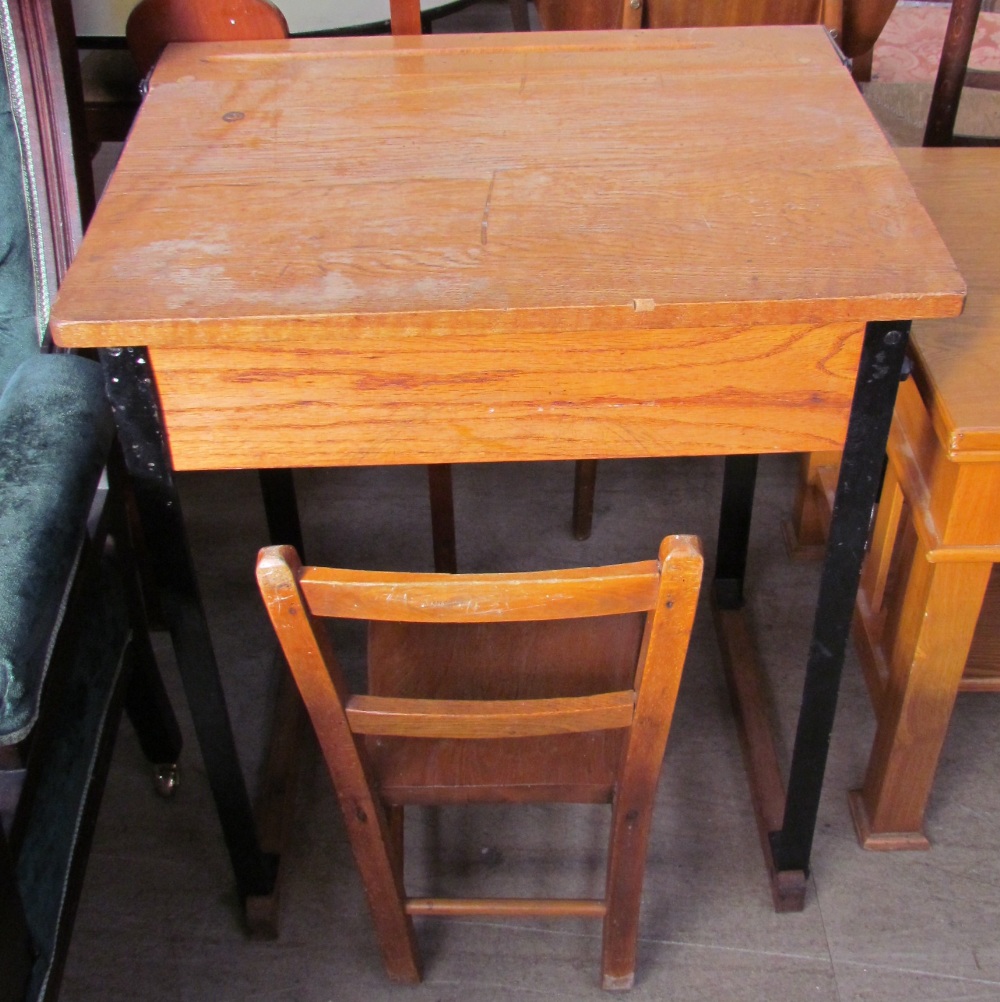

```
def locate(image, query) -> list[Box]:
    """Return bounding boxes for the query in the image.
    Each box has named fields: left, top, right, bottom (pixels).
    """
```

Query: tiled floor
left=62, top=4, right=1000, bottom=1001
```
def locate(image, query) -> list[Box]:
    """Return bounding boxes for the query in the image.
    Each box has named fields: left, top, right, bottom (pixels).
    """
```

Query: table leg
left=714, top=454, right=759, bottom=609
left=258, top=469, right=306, bottom=558
left=713, top=454, right=807, bottom=909
left=773, top=320, right=911, bottom=873
left=714, top=321, right=910, bottom=910
left=100, top=346, right=278, bottom=911
left=252, top=468, right=309, bottom=936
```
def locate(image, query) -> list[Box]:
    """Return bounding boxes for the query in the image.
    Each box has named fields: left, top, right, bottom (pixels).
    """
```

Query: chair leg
left=427, top=464, right=457, bottom=573
left=600, top=800, right=654, bottom=990
left=572, top=459, right=598, bottom=540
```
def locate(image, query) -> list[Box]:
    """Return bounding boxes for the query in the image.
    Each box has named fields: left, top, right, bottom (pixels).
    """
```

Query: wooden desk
left=51, top=27, right=963, bottom=921
left=849, top=148, right=1000, bottom=848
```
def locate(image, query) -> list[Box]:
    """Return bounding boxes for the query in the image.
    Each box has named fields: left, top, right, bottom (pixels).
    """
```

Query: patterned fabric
left=873, top=1, right=1000, bottom=83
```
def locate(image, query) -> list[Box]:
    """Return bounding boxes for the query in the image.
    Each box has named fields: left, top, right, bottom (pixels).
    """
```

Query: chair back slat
left=388, top=0, right=422, bottom=35
left=345, top=690, right=636, bottom=738
left=299, top=561, right=661, bottom=622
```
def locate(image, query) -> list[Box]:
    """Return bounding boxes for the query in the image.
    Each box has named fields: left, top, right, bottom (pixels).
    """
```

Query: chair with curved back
left=257, top=534, right=703, bottom=989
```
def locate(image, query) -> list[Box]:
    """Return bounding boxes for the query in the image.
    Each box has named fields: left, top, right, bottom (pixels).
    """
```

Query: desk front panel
left=150, top=319, right=863, bottom=470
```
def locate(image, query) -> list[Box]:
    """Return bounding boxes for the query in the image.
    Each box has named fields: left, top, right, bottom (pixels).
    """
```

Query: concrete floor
left=62, top=3, right=1000, bottom=1000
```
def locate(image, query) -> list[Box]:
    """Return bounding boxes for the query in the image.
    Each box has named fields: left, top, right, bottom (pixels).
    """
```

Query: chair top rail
left=298, top=560, right=662, bottom=622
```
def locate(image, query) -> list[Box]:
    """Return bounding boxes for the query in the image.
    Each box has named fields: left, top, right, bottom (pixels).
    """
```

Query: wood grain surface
left=50, top=28, right=966, bottom=471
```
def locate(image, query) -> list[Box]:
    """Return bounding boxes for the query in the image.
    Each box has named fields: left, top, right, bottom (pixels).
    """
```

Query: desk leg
left=773, top=320, right=911, bottom=875
left=714, top=321, right=910, bottom=910
left=253, top=469, right=308, bottom=935
left=715, top=454, right=758, bottom=608
left=712, top=455, right=802, bottom=909
left=100, top=346, right=278, bottom=916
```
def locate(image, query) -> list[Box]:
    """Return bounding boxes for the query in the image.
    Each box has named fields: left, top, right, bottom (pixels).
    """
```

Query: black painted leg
left=572, top=459, right=598, bottom=541
left=714, top=454, right=759, bottom=609
left=771, top=320, right=911, bottom=875
left=427, top=463, right=458, bottom=574
left=257, top=469, right=306, bottom=558
left=100, top=346, right=277, bottom=904
left=106, top=450, right=183, bottom=770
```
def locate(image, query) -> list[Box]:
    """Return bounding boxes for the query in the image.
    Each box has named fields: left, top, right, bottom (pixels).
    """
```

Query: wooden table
left=849, top=148, right=1000, bottom=848
left=51, top=26, right=963, bottom=922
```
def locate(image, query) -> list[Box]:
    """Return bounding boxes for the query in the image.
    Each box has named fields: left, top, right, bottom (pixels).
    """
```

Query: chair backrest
left=257, top=535, right=703, bottom=986
left=388, top=0, right=422, bottom=34
left=0, top=0, right=90, bottom=386
left=125, top=0, right=290, bottom=78
left=259, top=535, right=701, bottom=746
left=534, top=0, right=842, bottom=36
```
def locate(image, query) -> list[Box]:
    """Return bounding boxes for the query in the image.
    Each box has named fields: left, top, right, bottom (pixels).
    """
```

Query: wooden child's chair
left=257, top=535, right=703, bottom=989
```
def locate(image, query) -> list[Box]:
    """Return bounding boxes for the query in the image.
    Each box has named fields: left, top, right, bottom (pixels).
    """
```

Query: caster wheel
left=153, top=763, right=180, bottom=798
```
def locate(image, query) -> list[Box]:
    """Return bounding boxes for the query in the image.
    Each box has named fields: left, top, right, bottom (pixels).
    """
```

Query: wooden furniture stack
left=788, top=148, right=1000, bottom=849
left=846, top=148, right=1000, bottom=849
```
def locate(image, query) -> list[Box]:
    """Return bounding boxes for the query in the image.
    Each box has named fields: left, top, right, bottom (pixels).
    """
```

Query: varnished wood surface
left=50, top=28, right=964, bottom=471
left=897, top=149, right=1000, bottom=460
left=54, top=28, right=961, bottom=341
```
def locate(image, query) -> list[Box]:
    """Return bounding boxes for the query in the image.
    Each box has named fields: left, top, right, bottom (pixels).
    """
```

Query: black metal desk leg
left=771, top=320, right=911, bottom=875
left=257, top=469, right=306, bottom=559
left=714, top=454, right=760, bottom=609
left=100, top=346, right=277, bottom=907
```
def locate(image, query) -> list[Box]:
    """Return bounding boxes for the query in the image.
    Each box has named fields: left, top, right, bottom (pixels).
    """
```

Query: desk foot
left=712, top=597, right=807, bottom=913
left=847, top=790, right=931, bottom=851
left=245, top=885, right=283, bottom=940
left=770, top=864, right=807, bottom=913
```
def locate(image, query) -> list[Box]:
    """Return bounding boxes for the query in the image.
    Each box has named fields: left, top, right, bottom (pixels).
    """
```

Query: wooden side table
left=848, top=148, right=1000, bottom=849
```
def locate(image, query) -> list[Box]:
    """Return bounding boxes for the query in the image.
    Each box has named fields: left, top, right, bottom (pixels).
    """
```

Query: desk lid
left=898, top=149, right=1000, bottom=461
left=52, top=27, right=965, bottom=348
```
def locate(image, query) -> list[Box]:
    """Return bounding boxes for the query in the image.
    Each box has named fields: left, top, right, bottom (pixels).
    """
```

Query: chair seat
left=0, top=353, right=114, bottom=745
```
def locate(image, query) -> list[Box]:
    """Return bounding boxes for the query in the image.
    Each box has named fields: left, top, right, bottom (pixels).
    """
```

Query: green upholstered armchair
left=0, top=0, right=181, bottom=997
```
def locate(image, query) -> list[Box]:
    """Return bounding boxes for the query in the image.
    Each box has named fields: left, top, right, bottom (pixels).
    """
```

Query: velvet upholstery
left=14, top=558, right=130, bottom=1002
left=0, top=355, right=115, bottom=745
left=0, top=0, right=116, bottom=747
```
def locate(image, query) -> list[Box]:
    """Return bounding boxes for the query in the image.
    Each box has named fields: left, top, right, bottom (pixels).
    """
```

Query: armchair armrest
left=0, top=353, right=113, bottom=746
